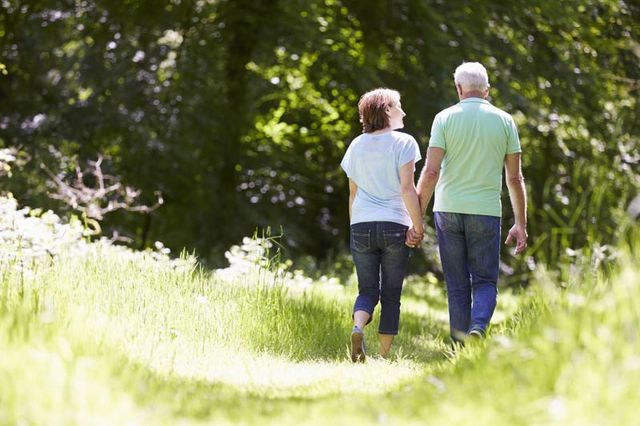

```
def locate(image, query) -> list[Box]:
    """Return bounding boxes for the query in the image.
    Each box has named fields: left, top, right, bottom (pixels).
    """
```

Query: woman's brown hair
left=358, top=88, right=400, bottom=133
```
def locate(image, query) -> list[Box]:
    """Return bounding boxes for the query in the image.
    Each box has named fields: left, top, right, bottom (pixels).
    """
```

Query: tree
left=1, top=0, right=638, bottom=278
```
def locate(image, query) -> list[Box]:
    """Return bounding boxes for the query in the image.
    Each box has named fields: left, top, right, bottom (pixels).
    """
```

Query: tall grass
left=0, top=238, right=460, bottom=424
left=1, top=199, right=639, bottom=424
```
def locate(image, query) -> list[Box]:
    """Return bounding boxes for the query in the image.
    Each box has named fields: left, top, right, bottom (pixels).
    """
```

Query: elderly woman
left=340, top=88, right=424, bottom=362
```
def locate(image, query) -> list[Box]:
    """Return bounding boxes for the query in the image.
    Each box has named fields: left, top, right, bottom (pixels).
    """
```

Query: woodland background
left=1, top=0, right=638, bottom=280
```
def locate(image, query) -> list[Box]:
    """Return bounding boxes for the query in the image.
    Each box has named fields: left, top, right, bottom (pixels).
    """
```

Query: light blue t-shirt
left=340, top=131, right=422, bottom=226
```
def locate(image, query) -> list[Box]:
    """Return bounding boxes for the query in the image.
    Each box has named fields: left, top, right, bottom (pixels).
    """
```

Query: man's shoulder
left=436, top=103, right=463, bottom=117
left=482, top=103, right=514, bottom=121
left=432, top=104, right=462, bottom=127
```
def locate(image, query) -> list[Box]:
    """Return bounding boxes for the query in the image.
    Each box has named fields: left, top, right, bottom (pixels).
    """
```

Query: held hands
left=505, top=223, right=528, bottom=255
left=405, top=227, right=424, bottom=248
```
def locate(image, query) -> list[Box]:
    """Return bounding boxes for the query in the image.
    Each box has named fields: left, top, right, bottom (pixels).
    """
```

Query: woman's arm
left=399, top=161, right=424, bottom=234
left=348, top=178, right=357, bottom=220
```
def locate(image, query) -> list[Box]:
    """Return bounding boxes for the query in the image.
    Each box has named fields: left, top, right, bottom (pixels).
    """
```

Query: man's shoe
left=468, top=329, right=484, bottom=339
left=351, top=326, right=366, bottom=363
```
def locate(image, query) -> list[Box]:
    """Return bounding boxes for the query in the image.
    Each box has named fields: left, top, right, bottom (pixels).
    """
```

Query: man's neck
left=459, top=91, right=485, bottom=100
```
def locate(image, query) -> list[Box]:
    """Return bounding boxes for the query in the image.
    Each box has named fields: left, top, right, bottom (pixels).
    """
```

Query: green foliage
left=0, top=0, right=638, bottom=276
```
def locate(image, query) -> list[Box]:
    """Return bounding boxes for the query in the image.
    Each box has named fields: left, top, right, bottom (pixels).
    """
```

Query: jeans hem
left=352, top=308, right=375, bottom=325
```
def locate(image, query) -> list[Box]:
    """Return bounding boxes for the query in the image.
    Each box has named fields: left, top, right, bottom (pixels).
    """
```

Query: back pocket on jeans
left=383, top=228, right=406, bottom=248
left=350, top=231, right=371, bottom=252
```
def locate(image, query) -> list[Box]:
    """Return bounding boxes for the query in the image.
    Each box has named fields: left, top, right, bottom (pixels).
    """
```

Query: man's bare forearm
left=416, top=168, right=439, bottom=215
left=506, top=177, right=527, bottom=226
left=416, top=147, right=444, bottom=215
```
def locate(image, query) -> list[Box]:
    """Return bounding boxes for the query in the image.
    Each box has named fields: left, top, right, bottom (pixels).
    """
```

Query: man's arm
left=416, top=147, right=445, bottom=214
left=504, top=153, right=528, bottom=254
left=348, top=178, right=357, bottom=220
left=399, top=161, right=424, bottom=236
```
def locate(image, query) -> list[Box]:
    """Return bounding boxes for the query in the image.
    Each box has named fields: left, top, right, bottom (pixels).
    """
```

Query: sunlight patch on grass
left=36, top=250, right=429, bottom=400
left=82, top=313, right=427, bottom=399
left=0, top=342, right=162, bottom=425
left=401, top=298, right=448, bottom=324
left=141, top=344, right=424, bottom=398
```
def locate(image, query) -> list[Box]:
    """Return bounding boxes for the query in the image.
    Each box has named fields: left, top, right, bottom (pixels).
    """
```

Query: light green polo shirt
left=428, top=98, right=521, bottom=217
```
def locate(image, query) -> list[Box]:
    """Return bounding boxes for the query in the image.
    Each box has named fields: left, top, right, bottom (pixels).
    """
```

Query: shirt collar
left=459, top=97, right=490, bottom=104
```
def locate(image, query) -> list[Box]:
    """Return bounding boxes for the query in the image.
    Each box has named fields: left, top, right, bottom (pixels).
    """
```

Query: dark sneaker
left=351, top=327, right=366, bottom=363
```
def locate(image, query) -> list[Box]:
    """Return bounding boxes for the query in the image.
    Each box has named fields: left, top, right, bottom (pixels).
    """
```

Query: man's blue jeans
left=350, top=221, right=410, bottom=335
left=434, top=212, right=501, bottom=342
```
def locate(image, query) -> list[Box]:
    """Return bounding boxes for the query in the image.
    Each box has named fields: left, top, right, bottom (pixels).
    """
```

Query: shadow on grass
left=107, top=353, right=310, bottom=422
left=241, top=283, right=450, bottom=364
left=244, top=288, right=353, bottom=361
left=395, top=310, right=450, bottom=362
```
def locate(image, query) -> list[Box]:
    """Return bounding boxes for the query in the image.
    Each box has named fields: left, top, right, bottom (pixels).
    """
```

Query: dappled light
left=1, top=194, right=640, bottom=423
left=1, top=0, right=639, bottom=424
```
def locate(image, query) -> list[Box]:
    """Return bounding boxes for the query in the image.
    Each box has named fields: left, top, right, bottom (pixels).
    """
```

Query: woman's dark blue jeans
left=434, top=212, right=501, bottom=342
left=350, top=221, right=410, bottom=335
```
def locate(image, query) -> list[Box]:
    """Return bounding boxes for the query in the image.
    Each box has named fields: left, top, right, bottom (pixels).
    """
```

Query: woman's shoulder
left=344, top=134, right=364, bottom=152
left=391, top=131, right=418, bottom=144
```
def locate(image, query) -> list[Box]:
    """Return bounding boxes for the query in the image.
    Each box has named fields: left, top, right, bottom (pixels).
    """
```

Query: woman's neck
left=367, top=127, right=392, bottom=135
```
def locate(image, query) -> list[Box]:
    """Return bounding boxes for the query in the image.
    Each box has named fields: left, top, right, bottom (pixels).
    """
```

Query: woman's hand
left=405, top=227, right=424, bottom=248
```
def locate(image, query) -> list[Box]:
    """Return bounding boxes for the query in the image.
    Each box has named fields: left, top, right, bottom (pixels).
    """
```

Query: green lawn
left=1, top=201, right=639, bottom=424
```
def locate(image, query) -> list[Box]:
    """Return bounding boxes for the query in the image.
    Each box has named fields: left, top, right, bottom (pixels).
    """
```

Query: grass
left=1, top=232, right=639, bottom=425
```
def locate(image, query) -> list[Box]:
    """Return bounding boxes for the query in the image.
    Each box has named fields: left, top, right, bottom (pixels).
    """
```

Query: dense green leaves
left=0, top=0, right=638, bottom=277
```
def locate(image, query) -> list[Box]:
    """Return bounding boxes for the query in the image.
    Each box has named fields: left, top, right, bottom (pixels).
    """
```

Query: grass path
left=2, top=240, right=639, bottom=425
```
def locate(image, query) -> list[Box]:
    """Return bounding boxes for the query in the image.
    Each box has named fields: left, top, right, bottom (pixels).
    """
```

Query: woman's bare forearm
left=348, top=194, right=355, bottom=220
left=402, top=188, right=424, bottom=233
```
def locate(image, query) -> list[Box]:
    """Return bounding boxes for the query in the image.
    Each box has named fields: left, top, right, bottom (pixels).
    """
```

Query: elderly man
left=411, top=62, right=528, bottom=343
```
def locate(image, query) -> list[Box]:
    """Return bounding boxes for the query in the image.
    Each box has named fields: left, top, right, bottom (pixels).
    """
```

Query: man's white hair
left=454, top=62, right=489, bottom=92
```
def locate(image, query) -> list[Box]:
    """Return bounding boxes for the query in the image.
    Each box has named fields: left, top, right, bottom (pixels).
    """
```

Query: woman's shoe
left=351, top=326, right=366, bottom=363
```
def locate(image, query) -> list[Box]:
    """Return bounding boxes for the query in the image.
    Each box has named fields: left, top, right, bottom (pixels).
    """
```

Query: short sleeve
left=340, top=143, right=353, bottom=177
left=506, top=116, right=521, bottom=154
left=398, top=137, right=422, bottom=170
left=428, top=114, right=446, bottom=150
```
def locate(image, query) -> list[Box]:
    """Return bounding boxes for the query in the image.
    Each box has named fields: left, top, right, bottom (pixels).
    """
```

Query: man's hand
left=405, top=227, right=424, bottom=248
left=505, top=223, right=528, bottom=255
